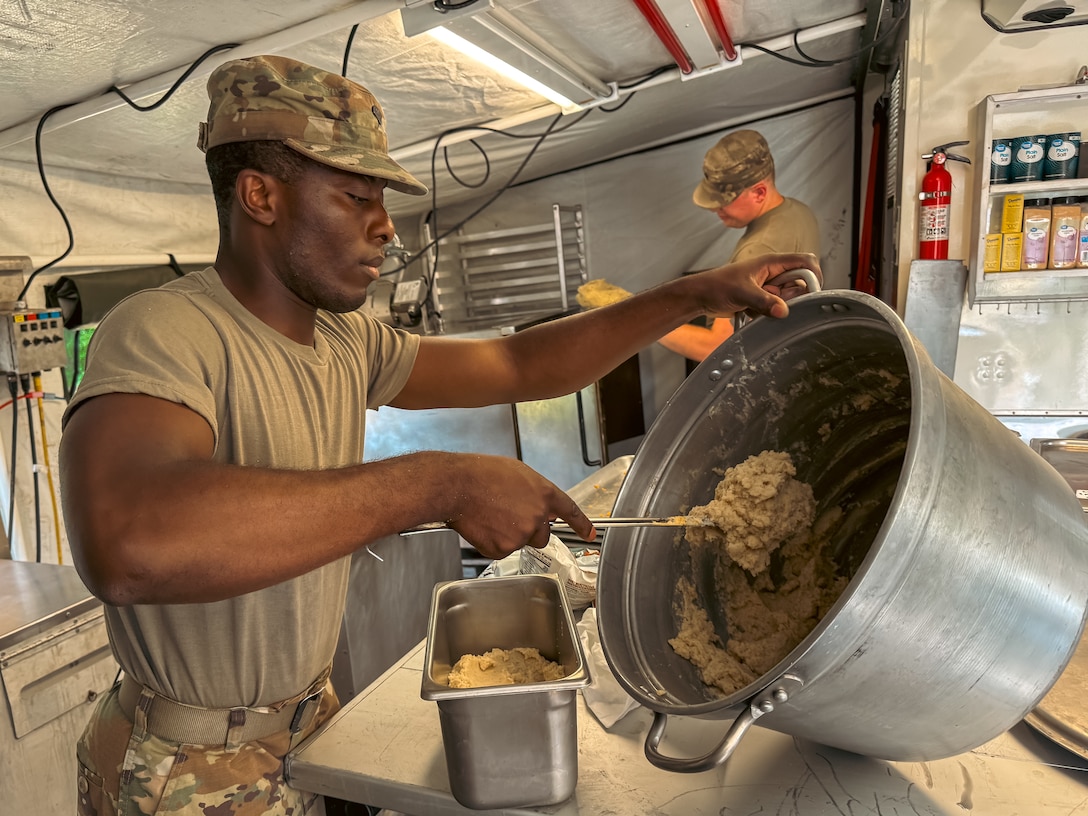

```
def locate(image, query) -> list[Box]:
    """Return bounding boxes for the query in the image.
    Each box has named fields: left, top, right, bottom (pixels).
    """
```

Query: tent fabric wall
left=0, top=158, right=218, bottom=273
left=1, top=157, right=218, bottom=275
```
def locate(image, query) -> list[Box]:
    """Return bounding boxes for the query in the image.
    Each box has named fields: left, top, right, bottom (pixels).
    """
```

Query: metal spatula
left=551, top=515, right=716, bottom=532
left=401, top=515, right=715, bottom=536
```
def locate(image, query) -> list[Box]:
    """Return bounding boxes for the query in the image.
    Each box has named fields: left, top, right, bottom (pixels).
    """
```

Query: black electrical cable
left=617, top=65, right=673, bottom=91
left=747, top=3, right=910, bottom=69
left=20, top=376, right=41, bottom=562
left=5, top=375, right=18, bottom=552
left=60, top=367, right=72, bottom=403
left=744, top=42, right=834, bottom=68
left=166, top=253, right=186, bottom=277
left=433, top=0, right=482, bottom=11
left=375, top=114, right=584, bottom=278
left=430, top=95, right=626, bottom=190
left=403, top=81, right=639, bottom=245
left=413, top=110, right=588, bottom=309
left=443, top=139, right=492, bottom=189
left=413, top=114, right=587, bottom=154
left=596, top=92, right=638, bottom=114
left=401, top=108, right=593, bottom=269
left=414, top=116, right=545, bottom=315
left=516, top=92, right=847, bottom=189
left=19, top=43, right=241, bottom=303
left=19, top=103, right=78, bottom=301
left=790, top=30, right=847, bottom=66
left=108, top=43, right=241, bottom=112
left=342, top=25, right=360, bottom=76
left=381, top=91, right=625, bottom=314
left=791, top=3, right=911, bottom=66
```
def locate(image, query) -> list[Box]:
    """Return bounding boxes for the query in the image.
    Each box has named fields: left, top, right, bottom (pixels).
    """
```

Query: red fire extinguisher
left=918, top=141, right=970, bottom=260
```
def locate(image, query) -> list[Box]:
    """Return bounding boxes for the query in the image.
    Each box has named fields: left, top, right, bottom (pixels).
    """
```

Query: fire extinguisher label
left=920, top=205, right=950, bottom=242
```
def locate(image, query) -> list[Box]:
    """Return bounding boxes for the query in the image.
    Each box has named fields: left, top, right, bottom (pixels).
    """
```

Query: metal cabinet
left=953, top=85, right=1088, bottom=440
left=0, top=560, right=118, bottom=814
left=968, top=85, right=1088, bottom=305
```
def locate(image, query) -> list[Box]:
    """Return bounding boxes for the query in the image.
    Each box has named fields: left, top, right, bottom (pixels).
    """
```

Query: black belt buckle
left=289, top=689, right=323, bottom=735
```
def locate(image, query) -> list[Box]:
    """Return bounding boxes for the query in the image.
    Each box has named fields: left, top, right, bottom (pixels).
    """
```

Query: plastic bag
left=518, top=535, right=598, bottom=609
left=576, top=607, right=640, bottom=728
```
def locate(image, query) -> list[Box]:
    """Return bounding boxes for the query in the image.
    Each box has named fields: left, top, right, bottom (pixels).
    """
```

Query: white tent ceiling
left=1, top=0, right=875, bottom=258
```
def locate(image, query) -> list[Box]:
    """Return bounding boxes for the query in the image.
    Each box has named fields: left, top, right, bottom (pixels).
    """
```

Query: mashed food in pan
left=448, top=647, right=565, bottom=688
left=669, top=450, right=848, bottom=696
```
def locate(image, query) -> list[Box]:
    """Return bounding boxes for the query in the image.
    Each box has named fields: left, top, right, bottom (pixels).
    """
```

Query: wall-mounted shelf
left=968, top=84, right=1088, bottom=305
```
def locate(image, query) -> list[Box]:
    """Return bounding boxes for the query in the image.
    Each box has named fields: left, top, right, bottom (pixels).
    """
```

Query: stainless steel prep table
left=287, top=640, right=1088, bottom=815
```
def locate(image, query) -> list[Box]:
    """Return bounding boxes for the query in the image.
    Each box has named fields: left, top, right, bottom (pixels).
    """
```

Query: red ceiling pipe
left=702, top=0, right=738, bottom=61
left=630, top=0, right=695, bottom=74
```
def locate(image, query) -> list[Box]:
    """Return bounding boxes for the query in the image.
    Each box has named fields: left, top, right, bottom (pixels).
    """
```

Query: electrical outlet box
left=0, top=308, right=68, bottom=373
left=392, top=278, right=427, bottom=311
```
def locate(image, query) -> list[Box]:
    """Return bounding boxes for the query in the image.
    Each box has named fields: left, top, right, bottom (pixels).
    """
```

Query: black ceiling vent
left=1022, top=5, right=1075, bottom=22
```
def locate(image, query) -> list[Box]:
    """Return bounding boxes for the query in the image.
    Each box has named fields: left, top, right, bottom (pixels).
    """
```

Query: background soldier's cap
left=198, top=54, right=427, bottom=196
left=692, top=129, right=774, bottom=210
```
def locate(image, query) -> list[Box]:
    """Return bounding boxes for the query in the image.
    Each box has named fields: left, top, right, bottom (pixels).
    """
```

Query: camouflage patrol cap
left=692, top=130, right=775, bottom=210
left=198, top=54, right=427, bottom=196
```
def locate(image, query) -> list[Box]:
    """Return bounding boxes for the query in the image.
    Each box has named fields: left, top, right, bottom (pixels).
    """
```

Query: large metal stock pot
left=596, top=288, right=1088, bottom=771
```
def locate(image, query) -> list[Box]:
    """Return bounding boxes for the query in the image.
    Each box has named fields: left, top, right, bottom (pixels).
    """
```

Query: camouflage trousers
left=75, top=682, right=340, bottom=816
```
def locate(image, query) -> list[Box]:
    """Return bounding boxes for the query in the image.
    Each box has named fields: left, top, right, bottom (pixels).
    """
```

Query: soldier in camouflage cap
left=692, top=129, right=775, bottom=210
left=657, top=129, right=821, bottom=363
left=199, top=54, right=427, bottom=196
left=62, top=52, right=820, bottom=816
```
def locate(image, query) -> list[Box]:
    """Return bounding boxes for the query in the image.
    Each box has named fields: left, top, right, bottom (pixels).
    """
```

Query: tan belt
left=117, top=667, right=330, bottom=747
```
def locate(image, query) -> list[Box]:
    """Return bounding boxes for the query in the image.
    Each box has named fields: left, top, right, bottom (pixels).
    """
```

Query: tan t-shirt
left=63, top=267, right=420, bottom=707
left=730, top=197, right=821, bottom=263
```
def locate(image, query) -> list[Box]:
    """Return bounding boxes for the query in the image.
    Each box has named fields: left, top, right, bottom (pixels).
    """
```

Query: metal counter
left=287, top=640, right=1088, bottom=815
left=0, top=560, right=118, bottom=814
left=0, top=558, right=100, bottom=651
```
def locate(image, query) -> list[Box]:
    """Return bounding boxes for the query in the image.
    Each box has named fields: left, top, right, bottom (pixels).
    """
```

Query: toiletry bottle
left=1049, top=196, right=1080, bottom=269
left=1021, top=198, right=1051, bottom=270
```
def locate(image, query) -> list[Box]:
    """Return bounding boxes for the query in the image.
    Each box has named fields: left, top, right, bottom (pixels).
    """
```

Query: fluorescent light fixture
left=429, top=26, right=581, bottom=112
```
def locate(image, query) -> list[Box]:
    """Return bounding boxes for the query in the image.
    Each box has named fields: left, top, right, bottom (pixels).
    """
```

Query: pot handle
left=643, top=675, right=803, bottom=773
left=768, top=267, right=821, bottom=294
left=644, top=708, right=756, bottom=773
left=735, top=267, right=822, bottom=331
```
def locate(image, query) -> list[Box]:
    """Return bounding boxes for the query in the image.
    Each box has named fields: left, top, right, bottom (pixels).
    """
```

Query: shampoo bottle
left=1049, top=197, right=1080, bottom=269
left=1021, top=198, right=1051, bottom=270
